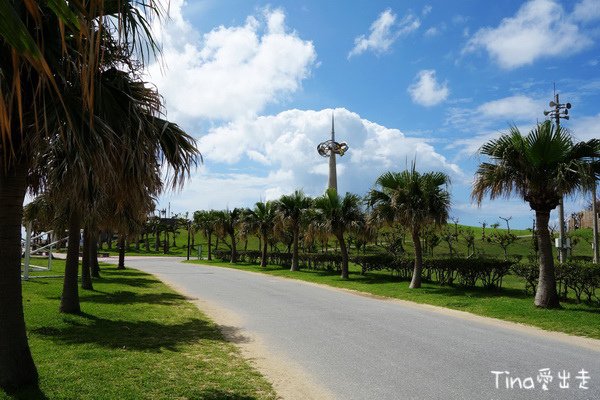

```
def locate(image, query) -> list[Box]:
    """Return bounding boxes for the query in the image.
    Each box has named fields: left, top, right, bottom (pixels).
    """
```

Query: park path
left=111, top=256, right=600, bottom=400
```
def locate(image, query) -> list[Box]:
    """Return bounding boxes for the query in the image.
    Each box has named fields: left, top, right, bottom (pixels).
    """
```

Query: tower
left=317, top=113, right=348, bottom=192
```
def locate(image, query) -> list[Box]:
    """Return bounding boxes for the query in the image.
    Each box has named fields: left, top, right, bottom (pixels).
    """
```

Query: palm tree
left=277, top=191, right=312, bottom=271
left=473, top=121, right=599, bottom=308
left=214, top=209, right=242, bottom=263
left=246, top=202, right=277, bottom=267
left=368, top=165, right=450, bottom=288
left=194, top=210, right=221, bottom=260
left=314, top=189, right=364, bottom=279
left=0, top=2, right=196, bottom=387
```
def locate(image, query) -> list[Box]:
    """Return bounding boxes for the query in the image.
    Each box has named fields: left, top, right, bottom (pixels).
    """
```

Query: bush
left=511, top=261, right=600, bottom=304
left=352, top=255, right=514, bottom=288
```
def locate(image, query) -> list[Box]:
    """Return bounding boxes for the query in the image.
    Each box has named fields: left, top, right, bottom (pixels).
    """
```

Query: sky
left=147, top=0, right=600, bottom=229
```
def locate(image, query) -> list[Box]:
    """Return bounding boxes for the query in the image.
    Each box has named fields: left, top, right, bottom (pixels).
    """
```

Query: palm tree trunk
left=60, top=212, right=81, bottom=314
left=155, top=227, right=160, bottom=251
left=290, top=226, right=300, bottom=272
left=81, top=228, right=93, bottom=290
left=409, top=230, right=423, bottom=289
left=230, top=232, right=238, bottom=263
left=534, top=210, right=560, bottom=308
left=0, top=160, right=38, bottom=390
left=117, top=236, right=126, bottom=270
left=90, top=233, right=100, bottom=278
left=337, top=231, right=349, bottom=279
left=207, top=232, right=212, bottom=260
left=260, top=233, right=268, bottom=268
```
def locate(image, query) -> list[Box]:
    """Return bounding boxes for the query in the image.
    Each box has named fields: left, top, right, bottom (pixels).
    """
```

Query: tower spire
left=331, top=112, right=335, bottom=141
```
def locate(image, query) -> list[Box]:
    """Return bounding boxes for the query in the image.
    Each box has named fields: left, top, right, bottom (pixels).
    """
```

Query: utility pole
left=593, top=156, right=599, bottom=264
left=544, top=93, right=571, bottom=263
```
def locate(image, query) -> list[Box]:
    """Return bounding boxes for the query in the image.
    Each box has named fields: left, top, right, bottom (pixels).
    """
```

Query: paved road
left=115, top=257, right=600, bottom=400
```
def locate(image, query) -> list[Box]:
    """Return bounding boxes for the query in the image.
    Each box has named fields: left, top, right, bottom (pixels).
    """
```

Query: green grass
left=3, top=258, right=276, bottom=400
left=188, top=259, right=600, bottom=340
left=97, top=225, right=596, bottom=260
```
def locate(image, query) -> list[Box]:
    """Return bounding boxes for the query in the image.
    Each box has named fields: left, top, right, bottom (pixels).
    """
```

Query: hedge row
left=512, top=261, right=600, bottom=304
left=352, top=254, right=513, bottom=288
left=213, top=250, right=600, bottom=303
left=214, top=250, right=513, bottom=288
left=213, top=250, right=342, bottom=271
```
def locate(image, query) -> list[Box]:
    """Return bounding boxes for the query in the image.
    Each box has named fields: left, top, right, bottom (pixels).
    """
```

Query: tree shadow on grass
left=32, top=313, right=250, bottom=351
left=2, top=384, right=49, bottom=400
left=80, top=290, right=186, bottom=305
left=94, top=268, right=158, bottom=288
left=194, top=389, right=263, bottom=400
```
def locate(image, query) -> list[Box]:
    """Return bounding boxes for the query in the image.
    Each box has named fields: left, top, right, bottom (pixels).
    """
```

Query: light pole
left=544, top=93, right=571, bottom=263
left=592, top=156, right=599, bottom=264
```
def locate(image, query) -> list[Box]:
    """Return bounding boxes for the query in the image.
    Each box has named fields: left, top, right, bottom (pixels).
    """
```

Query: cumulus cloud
left=408, top=70, right=449, bottom=106
left=348, top=9, right=420, bottom=58
left=146, top=5, right=317, bottom=121
left=179, top=108, right=462, bottom=210
left=463, top=0, right=593, bottom=69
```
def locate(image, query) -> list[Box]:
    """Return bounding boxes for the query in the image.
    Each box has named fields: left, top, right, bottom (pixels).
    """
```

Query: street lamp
left=544, top=93, right=571, bottom=263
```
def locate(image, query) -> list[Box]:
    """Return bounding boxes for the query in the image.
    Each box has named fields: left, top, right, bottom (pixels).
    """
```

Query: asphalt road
left=115, top=257, right=600, bottom=400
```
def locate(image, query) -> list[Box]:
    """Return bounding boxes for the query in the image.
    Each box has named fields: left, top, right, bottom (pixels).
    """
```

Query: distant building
left=568, top=209, right=599, bottom=231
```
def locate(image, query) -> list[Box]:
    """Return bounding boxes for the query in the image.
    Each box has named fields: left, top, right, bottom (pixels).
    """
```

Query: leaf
left=0, top=0, right=42, bottom=57
left=46, top=0, right=80, bottom=30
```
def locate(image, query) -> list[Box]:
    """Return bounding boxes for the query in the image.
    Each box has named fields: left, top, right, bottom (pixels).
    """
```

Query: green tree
left=314, top=189, right=364, bottom=279
left=472, top=121, right=599, bottom=308
left=276, top=191, right=312, bottom=271
left=247, top=201, right=277, bottom=268
left=368, top=166, right=451, bottom=288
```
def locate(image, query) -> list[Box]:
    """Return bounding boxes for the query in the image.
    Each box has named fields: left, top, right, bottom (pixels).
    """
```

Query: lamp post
left=544, top=94, right=571, bottom=263
left=187, top=220, right=191, bottom=261
left=592, top=156, right=599, bottom=264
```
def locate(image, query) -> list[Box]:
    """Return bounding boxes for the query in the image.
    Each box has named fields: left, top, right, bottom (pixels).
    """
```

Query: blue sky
left=148, top=0, right=600, bottom=229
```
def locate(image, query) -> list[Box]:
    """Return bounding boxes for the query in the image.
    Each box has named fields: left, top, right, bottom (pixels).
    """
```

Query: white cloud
left=348, top=9, right=420, bottom=58
left=147, top=5, right=317, bottom=121
left=178, top=108, right=462, bottom=210
left=463, top=0, right=592, bottom=69
left=572, top=0, right=600, bottom=23
left=408, top=70, right=449, bottom=106
left=445, top=95, right=544, bottom=158
left=424, top=27, right=439, bottom=37
left=571, top=112, right=600, bottom=141
left=476, top=95, right=541, bottom=120
left=422, top=5, right=432, bottom=16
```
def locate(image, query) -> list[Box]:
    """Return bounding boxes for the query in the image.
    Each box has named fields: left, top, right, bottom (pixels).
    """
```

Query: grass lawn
left=2, top=258, right=276, bottom=400
left=188, top=259, right=600, bottom=340
left=96, top=226, right=596, bottom=260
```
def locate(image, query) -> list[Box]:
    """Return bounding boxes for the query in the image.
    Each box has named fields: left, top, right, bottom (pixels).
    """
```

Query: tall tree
left=216, top=209, right=241, bottom=263
left=472, top=121, right=599, bottom=308
left=247, top=202, right=277, bottom=268
left=277, top=191, right=312, bottom=271
left=368, top=165, right=451, bottom=288
left=0, top=1, right=197, bottom=388
left=194, top=210, right=220, bottom=260
left=314, top=189, right=364, bottom=279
